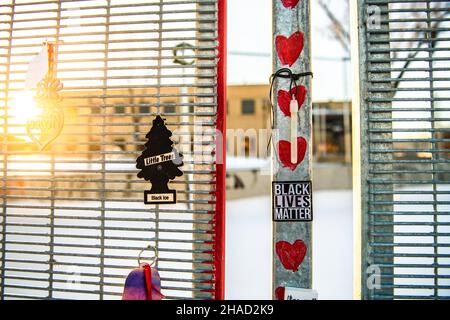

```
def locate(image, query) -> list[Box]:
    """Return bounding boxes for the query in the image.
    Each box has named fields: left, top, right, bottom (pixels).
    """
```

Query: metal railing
left=0, top=0, right=225, bottom=300
left=353, top=0, right=450, bottom=299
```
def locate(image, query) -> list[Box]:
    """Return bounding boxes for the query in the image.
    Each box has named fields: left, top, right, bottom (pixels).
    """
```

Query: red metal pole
left=215, top=0, right=227, bottom=300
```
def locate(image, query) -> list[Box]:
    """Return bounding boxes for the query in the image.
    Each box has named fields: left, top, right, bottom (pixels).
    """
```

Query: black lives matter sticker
left=272, top=181, right=313, bottom=222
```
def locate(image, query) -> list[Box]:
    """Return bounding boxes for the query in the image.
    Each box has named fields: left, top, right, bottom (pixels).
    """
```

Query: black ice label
left=272, top=181, right=313, bottom=222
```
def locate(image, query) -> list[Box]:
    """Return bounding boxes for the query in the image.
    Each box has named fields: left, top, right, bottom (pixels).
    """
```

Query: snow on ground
left=225, top=190, right=353, bottom=300
left=226, top=156, right=270, bottom=172
left=225, top=196, right=272, bottom=300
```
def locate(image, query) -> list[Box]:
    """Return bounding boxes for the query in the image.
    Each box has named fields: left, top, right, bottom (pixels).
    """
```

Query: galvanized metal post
left=352, top=0, right=393, bottom=300
left=272, top=0, right=313, bottom=299
left=0, top=0, right=14, bottom=301
left=193, top=0, right=226, bottom=300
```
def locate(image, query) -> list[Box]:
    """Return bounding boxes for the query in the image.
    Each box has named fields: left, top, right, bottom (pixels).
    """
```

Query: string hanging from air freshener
left=267, top=68, right=313, bottom=157
left=122, top=245, right=164, bottom=300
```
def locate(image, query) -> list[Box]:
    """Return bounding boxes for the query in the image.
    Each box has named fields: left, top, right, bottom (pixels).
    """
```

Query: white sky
left=227, top=0, right=352, bottom=102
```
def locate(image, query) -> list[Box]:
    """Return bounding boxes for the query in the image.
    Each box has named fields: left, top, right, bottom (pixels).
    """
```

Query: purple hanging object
left=122, top=263, right=163, bottom=300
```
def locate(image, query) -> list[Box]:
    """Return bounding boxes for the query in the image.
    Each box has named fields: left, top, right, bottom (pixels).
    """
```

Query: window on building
left=312, top=102, right=352, bottom=164
left=87, top=98, right=100, bottom=115
left=91, top=106, right=101, bottom=115
left=244, top=137, right=251, bottom=157
left=243, top=136, right=257, bottom=158
left=262, top=99, right=270, bottom=113
left=115, top=103, right=126, bottom=114
left=88, top=141, right=101, bottom=152
left=114, top=138, right=127, bottom=152
left=164, top=102, right=176, bottom=114
left=241, top=99, right=255, bottom=115
left=139, top=101, right=148, bottom=114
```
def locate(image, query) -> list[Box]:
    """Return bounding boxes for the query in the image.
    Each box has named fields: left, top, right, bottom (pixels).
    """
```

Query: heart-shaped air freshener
left=277, top=85, right=307, bottom=117
left=26, top=73, right=64, bottom=151
left=276, top=32, right=304, bottom=67
left=26, top=106, right=64, bottom=151
left=276, top=240, right=307, bottom=272
left=281, top=0, right=300, bottom=9
left=277, top=137, right=307, bottom=171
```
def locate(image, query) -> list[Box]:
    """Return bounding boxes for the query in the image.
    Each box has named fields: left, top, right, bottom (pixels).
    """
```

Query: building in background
left=226, top=84, right=352, bottom=165
left=225, top=84, right=353, bottom=195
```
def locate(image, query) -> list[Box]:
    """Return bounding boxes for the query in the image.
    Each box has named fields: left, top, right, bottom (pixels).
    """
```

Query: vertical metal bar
left=154, top=0, right=164, bottom=263
left=425, top=0, right=439, bottom=300
left=100, top=0, right=112, bottom=300
left=272, top=0, right=313, bottom=297
left=367, top=1, right=394, bottom=300
left=48, top=2, right=62, bottom=299
left=180, top=67, right=193, bottom=213
left=214, top=0, right=226, bottom=300
left=357, top=0, right=393, bottom=300
left=0, top=0, right=14, bottom=300
left=193, top=0, right=217, bottom=299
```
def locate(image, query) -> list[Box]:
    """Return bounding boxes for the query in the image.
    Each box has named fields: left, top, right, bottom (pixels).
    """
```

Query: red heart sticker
left=276, top=32, right=304, bottom=67
left=275, top=287, right=285, bottom=300
left=277, top=85, right=307, bottom=117
left=277, top=137, right=307, bottom=171
left=281, top=0, right=300, bottom=9
left=276, top=240, right=307, bottom=272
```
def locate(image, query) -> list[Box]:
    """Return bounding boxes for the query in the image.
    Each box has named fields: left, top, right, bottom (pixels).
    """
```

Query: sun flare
left=8, top=90, right=41, bottom=141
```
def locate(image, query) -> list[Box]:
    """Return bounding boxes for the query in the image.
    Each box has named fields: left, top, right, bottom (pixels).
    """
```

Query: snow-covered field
left=225, top=190, right=353, bottom=300
left=226, top=186, right=450, bottom=300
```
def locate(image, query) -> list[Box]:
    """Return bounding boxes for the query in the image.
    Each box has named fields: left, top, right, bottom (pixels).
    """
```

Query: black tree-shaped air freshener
left=136, top=115, right=183, bottom=204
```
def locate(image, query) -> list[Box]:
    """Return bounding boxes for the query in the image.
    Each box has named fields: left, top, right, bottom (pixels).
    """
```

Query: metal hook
left=137, top=245, right=158, bottom=267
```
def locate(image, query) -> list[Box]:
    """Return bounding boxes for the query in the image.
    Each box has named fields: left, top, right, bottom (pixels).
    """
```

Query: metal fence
left=354, top=0, right=450, bottom=299
left=0, top=0, right=225, bottom=300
